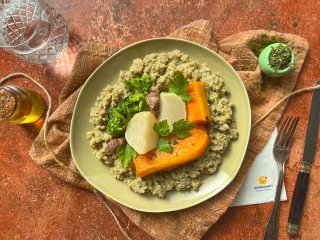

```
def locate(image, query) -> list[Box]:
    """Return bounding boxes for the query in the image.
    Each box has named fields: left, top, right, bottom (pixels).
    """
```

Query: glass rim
left=0, top=0, right=51, bottom=48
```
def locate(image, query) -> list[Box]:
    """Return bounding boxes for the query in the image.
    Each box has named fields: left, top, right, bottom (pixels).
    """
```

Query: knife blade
left=288, top=80, right=320, bottom=236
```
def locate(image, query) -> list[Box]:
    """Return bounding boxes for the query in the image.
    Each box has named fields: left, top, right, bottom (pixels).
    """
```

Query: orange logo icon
left=258, top=176, right=268, bottom=185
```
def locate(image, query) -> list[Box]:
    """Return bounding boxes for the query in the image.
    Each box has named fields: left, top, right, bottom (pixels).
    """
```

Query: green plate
left=70, top=38, right=251, bottom=212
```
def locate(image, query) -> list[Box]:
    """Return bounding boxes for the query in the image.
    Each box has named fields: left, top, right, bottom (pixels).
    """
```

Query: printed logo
left=258, top=176, right=268, bottom=184
left=254, top=175, right=273, bottom=192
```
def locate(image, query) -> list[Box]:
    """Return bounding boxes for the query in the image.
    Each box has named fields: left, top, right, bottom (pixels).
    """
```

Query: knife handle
left=288, top=164, right=310, bottom=236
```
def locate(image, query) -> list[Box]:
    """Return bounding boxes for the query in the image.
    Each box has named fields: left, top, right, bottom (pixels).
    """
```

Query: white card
left=231, top=128, right=287, bottom=207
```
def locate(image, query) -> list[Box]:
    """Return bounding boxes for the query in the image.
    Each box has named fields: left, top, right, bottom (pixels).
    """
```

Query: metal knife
left=288, top=80, right=320, bottom=235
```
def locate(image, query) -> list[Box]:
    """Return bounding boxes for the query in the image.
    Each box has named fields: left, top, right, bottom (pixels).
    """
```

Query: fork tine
left=285, top=117, right=300, bottom=148
left=277, top=116, right=292, bottom=147
left=275, top=116, right=291, bottom=147
left=279, top=117, right=294, bottom=147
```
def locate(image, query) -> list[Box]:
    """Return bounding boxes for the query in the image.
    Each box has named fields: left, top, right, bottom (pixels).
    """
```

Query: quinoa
left=87, top=50, right=237, bottom=198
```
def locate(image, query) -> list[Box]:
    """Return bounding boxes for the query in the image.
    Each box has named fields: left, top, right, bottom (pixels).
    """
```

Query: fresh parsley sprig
left=153, top=120, right=170, bottom=137
left=117, top=143, right=137, bottom=168
left=156, top=138, right=171, bottom=153
left=168, top=72, right=192, bottom=102
left=153, top=119, right=197, bottom=153
left=172, top=119, right=197, bottom=138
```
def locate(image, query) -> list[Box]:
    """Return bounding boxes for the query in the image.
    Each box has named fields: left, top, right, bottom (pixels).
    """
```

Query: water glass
left=0, top=0, right=69, bottom=63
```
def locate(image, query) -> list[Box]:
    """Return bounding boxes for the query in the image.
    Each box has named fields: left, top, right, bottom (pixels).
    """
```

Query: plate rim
left=70, top=37, right=252, bottom=212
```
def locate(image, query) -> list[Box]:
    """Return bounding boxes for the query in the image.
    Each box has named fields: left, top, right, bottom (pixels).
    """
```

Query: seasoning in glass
left=0, top=85, right=44, bottom=124
left=269, top=44, right=292, bottom=71
left=258, top=42, right=295, bottom=77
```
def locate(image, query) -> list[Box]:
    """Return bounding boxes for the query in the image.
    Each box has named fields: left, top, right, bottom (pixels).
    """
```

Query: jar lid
left=0, top=88, right=17, bottom=118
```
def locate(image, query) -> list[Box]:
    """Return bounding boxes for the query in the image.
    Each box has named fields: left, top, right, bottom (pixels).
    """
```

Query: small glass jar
left=258, top=43, right=295, bottom=77
left=0, top=85, right=44, bottom=124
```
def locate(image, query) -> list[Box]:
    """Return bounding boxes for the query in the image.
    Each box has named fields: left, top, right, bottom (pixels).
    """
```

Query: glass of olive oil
left=0, top=85, right=44, bottom=124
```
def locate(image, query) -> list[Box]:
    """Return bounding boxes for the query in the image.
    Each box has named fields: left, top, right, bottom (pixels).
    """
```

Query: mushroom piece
left=106, top=137, right=126, bottom=153
left=145, top=87, right=160, bottom=117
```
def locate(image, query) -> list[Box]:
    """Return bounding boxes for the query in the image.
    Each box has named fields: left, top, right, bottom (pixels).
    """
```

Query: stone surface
left=0, top=0, right=319, bottom=239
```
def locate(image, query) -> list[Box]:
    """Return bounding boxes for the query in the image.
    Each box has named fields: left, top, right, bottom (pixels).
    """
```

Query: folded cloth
left=231, top=128, right=287, bottom=207
left=29, top=20, right=309, bottom=240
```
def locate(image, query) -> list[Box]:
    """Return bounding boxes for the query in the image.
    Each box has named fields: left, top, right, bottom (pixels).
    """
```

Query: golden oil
left=0, top=85, right=44, bottom=124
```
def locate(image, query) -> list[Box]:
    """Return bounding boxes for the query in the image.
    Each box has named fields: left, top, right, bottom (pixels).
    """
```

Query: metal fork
left=263, top=116, right=300, bottom=240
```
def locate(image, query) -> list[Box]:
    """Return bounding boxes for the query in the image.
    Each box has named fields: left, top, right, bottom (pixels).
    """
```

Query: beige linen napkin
left=29, top=20, right=309, bottom=239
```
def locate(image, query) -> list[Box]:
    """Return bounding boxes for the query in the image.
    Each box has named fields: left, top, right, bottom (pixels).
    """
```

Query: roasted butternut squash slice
left=134, top=126, right=210, bottom=177
left=186, top=81, right=211, bottom=124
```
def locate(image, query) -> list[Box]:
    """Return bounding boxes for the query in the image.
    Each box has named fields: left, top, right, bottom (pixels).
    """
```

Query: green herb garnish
left=156, top=138, right=171, bottom=153
left=152, top=119, right=197, bottom=153
left=269, top=44, right=292, bottom=71
left=117, top=143, right=137, bottom=168
left=125, top=75, right=156, bottom=95
left=172, top=119, right=197, bottom=138
left=153, top=119, right=197, bottom=140
left=168, top=72, right=192, bottom=102
left=153, top=120, right=170, bottom=137
left=106, top=75, right=156, bottom=136
left=106, top=93, right=148, bottom=136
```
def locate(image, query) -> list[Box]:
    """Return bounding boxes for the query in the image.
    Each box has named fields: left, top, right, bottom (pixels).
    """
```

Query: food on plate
left=187, top=81, right=211, bottom=124
left=134, top=126, right=210, bottom=177
left=153, top=118, right=197, bottom=153
left=106, top=137, right=126, bottom=153
left=167, top=71, right=192, bottom=102
left=106, top=75, right=155, bottom=136
left=105, top=93, right=147, bottom=137
left=87, top=50, right=237, bottom=198
left=117, top=143, right=136, bottom=168
left=125, top=111, right=159, bottom=154
left=145, top=87, right=160, bottom=117
left=158, top=92, right=186, bottom=131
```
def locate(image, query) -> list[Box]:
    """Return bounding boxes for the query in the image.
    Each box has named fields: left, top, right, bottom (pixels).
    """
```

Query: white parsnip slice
left=125, top=111, right=159, bottom=154
left=158, top=92, right=186, bottom=130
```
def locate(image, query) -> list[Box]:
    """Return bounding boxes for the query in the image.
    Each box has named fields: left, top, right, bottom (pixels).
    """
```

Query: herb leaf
left=157, top=138, right=172, bottom=153
left=168, top=72, right=192, bottom=102
left=153, top=120, right=170, bottom=137
left=180, top=92, right=192, bottom=102
left=106, top=93, right=147, bottom=137
left=117, top=143, right=137, bottom=168
left=269, top=44, right=292, bottom=71
left=106, top=75, right=155, bottom=137
left=155, top=119, right=197, bottom=152
left=172, top=119, right=197, bottom=138
left=125, top=75, right=156, bottom=95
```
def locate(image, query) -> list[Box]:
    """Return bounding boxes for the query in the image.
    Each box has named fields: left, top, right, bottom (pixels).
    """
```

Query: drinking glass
left=0, top=0, right=68, bottom=63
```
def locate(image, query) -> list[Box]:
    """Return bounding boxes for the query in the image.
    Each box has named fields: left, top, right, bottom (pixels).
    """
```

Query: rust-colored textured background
left=1, top=0, right=319, bottom=239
